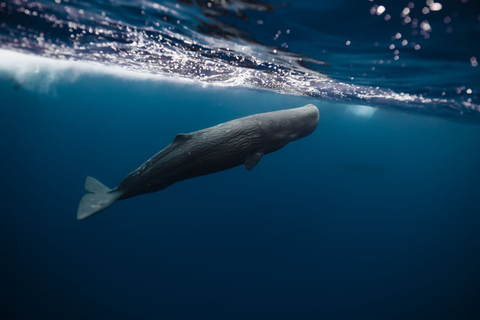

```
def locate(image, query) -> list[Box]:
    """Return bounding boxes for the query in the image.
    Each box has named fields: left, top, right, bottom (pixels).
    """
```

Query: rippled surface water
left=1, top=0, right=479, bottom=121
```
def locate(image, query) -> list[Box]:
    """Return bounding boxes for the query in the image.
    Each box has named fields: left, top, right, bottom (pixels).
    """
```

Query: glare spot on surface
left=421, top=21, right=431, bottom=31
left=411, top=18, right=418, bottom=28
left=471, top=57, right=478, bottom=67
left=429, top=3, right=442, bottom=11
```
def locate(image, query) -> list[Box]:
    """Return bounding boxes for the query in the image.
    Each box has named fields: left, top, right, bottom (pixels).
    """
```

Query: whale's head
left=280, top=104, right=319, bottom=141
left=258, top=104, right=319, bottom=154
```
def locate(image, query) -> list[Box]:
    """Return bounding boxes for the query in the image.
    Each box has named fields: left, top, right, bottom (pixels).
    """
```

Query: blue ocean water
left=1, top=0, right=480, bottom=319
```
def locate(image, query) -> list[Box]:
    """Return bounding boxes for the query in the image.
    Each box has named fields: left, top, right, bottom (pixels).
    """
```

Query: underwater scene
left=1, top=0, right=480, bottom=319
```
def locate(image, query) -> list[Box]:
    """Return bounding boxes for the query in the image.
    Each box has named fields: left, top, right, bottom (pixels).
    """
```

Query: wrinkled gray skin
left=117, top=104, right=319, bottom=199
left=77, top=104, right=319, bottom=219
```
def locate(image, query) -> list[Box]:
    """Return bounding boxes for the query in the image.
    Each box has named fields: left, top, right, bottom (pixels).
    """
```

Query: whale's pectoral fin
left=77, top=176, right=122, bottom=220
left=245, top=151, right=263, bottom=171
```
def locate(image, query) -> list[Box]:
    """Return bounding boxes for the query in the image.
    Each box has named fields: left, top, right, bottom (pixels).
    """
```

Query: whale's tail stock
left=77, top=176, right=121, bottom=220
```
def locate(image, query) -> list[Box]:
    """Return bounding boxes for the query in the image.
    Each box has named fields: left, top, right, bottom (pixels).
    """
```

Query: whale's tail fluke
left=77, top=176, right=121, bottom=220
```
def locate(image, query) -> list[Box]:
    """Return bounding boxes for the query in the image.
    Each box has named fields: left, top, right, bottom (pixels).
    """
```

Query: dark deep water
left=1, top=0, right=480, bottom=319
left=1, top=73, right=480, bottom=319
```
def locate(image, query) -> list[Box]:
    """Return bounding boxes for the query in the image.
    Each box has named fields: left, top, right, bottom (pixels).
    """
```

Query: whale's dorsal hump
left=245, top=151, right=263, bottom=171
left=172, top=133, right=192, bottom=144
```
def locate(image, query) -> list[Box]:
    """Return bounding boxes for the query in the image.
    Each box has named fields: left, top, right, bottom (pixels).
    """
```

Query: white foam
left=0, top=49, right=195, bottom=93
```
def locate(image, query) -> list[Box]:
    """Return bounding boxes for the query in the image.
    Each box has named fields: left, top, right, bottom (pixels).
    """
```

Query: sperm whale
left=77, top=104, right=319, bottom=220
